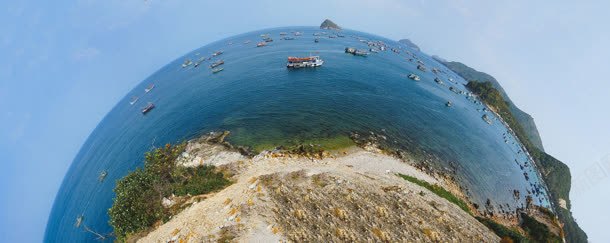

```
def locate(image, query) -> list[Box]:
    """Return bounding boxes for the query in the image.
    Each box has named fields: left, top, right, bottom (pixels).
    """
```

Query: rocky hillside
left=441, top=61, right=545, bottom=152
left=320, top=19, right=341, bottom=30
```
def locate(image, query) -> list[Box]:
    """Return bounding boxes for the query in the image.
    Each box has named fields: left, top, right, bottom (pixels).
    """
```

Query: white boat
left=408, top=73, right=420, bottom=81
left=144, top=84, right=155, bottom=93
left=98, top=170, right=108, bottom=182
left=181, top=59, right=193, bottom=68
left=75, top=214, right=84, bottom=228
left=129, top=96, right=139, bottom=105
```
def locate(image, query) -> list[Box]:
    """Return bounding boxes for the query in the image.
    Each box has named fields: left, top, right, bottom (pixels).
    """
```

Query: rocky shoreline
left=121, top=131, right=562, bottom=242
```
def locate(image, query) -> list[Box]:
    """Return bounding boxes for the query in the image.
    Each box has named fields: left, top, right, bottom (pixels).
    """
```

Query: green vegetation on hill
left=465, top=81, right=587, bottom=242
left=476, top=217, right=529, bottom=243
left=521, top=214, right=562, bottom=243
left=108, top=143, right=232, bottom=242
left=397, top=173, right=471, bottom=215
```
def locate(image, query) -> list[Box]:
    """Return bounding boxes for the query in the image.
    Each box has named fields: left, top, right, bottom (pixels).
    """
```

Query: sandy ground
left=137, top=142, right=498, bottom=242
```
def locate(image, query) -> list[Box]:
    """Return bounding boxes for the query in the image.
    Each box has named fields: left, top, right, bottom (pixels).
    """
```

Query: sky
left=1, top=0, right=609, bottom=242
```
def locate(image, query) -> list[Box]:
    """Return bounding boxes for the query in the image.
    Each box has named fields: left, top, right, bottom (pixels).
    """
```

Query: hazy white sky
left=1, top=0, right=609, bottom=242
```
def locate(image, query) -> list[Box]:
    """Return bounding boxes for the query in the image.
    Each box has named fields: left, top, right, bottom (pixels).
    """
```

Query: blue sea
left=45, top=27, right=550, bottom=242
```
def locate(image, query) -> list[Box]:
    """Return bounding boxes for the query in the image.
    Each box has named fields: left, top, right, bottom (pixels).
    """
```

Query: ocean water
left=45, top=27, right=550, bottom=242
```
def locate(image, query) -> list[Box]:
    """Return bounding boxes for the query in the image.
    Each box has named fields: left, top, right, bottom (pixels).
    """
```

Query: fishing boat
left=434, top=77, right=444, bottom=84
left=408, top=73, right=420, bottom=81
left=345, top=47, right=369, bottom=56
left=283, top=36, right=295, bottom=40
left=181, top=59, right=193, bottom=68
left=256, top=42, right=266, bottom=47
left=142, top=103, right=155, bottom=114
left=264, top=37, right=273, bottom=42
left=212, top=67, right=224, bottom=74
left=98, top=170, right=108, bottom=182
left=294, top=31, right=302, bottom=36
left=417, top=64, right=427, bottom=72
left=75, top=215, right=84, bottom=228
left=370, top=48, right=379, bottom=53
left=129, top=96, right=139, bottom=105
left=212, top=51, right=223, bottom=57
left=210, top=60, right=225, bottom=68
left=279, top=32, right=287, bottom=36
left=482, top=114, right=493, bottom=124
left=286, top=56, right=324, bottom=68
left=144, top=84, right=155, bottom=93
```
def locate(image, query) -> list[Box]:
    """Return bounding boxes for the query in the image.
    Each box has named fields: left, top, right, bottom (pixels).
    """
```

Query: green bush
left=108, top=143, right=232, bottom=242
left=397, top=173, right=471, bottom=215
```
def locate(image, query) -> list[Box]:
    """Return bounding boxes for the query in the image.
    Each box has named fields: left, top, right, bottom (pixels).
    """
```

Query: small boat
left=286, top=56, right=324, bottom=68
left=256, top=42, right=266, bottom=47
left=75, top=215, right=84, bottom=228
left=210, top=60, right=224, bottom=68
left=370, top=48, right=379, bottom=53
left=408, top=74, right=420, bottom=81
left=314, top=38, right=319, bottom=43
left=446, top=101, right=452, bottom=107
left=98, top=170, right=108, bottom=182
left=345, top=47, right=369, bottom=56
left=328, top=35, right=336, bottom=38
left=212, top=67, right=224, bottom=73
left=337, top=34, right=345, bottom=38
left=294, top=31, right=302, bottom=36
left=482, top=114, right=493, bottom=124
left=243, top=40, right=251, bottom=44
left=129, top=96, right=139, bottom=105
left=279, top=32, right=288, bottom=36
left=194, top=61, right=201, bottom=68
left=144, top=84, right=155, bottom=93
left=264, top=37, right=273, bottom=42
left=417, top=64, right=427, bottom=72
left=283, top=36, right=295, bottom=40
left=434, top=77, right=444, bottom=84
left=212, top=51, right=223, bottom=57
left=142, top=103, right=155, bottom=114
left=181, top=59, right=193, bottom=68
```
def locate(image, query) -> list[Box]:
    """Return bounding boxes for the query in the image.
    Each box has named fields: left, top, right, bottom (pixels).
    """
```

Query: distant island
left=320, top=19, right=341, bottom=30
left=398, top=39, right=421, bottom=52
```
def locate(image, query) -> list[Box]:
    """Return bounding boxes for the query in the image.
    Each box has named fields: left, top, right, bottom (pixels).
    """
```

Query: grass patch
left=396, top=173, right=471, bottom=215
left=108, top=143, right=232, bottom=242
left=476, top=216, right=529, bottom=243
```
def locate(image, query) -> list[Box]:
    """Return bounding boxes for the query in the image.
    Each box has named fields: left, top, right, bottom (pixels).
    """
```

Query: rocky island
left=320, top=19, right=341, bottom=30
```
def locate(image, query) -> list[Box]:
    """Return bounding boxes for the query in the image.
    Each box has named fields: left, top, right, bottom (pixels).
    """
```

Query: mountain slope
left=441, top=61, right=545, bottom=152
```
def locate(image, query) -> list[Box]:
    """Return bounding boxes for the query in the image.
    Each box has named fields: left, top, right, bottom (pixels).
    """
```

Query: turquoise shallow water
left=45, top=27, right=550, bottom=242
